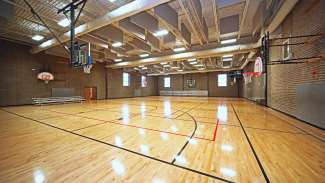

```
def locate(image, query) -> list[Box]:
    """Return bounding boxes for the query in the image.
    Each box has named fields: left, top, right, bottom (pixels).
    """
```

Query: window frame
left=164, top=77, right=171, bottom=88
left=122, top=72, right=130, bottom=87
left=217, top=74, right=227, bottom=87
left=282, top=39, right=290, bottom=60
left=141, top=75, right=147, bottom=88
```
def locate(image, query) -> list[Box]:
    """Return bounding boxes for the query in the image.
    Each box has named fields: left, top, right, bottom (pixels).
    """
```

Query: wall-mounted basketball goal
left=23, top=0, right=93, bottom=74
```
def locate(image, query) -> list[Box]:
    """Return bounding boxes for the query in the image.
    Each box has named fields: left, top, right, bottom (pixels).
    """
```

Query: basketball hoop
left=83, top=64, right=93, bottom=74
left=243, top=73, right=252, bottom=84
left=37, top=72, right=54, bottom=84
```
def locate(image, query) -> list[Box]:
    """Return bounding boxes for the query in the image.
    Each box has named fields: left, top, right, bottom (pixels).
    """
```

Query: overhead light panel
left=173, top=47, right=186, bottom=52
left=163, top=65, right=170, bottom=67
left=188, top=58, right=196, bottom=62
left=153, top=29, right=169, bottom=37
left=139, top=53, right=149, bottom=58
left=177, top=69, right=183, bottom=72
left=160, top=62, right=168, bottom=65
left=222, top=54, right=233, bottom=58
left=32, top=35, right=44, bottom=41
left=221, top=39, right=237, bottom=45
left=112, top=42, right=123, bottom=48
left=114, top=58, right=123, bottom=62
left=58, top=18, right=70, bottom=27
left=222, top=57, right=233, bottom=62
left=194, top=64, right=204, bottom=67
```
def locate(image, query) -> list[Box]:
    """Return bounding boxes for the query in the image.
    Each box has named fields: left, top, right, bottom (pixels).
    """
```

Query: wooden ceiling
left=0, top=0, right=266, bottom=75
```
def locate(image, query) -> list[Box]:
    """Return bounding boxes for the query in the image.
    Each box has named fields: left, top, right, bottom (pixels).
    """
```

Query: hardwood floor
left=0, top=97, right=324, bottom=182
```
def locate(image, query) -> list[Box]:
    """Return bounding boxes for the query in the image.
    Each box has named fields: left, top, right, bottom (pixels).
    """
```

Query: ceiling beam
left=178, top=0, right=204, bottom=45
left=211, top=0, right=220, bottom=42
left=238, top=0, right=250, bottom=39
left=31, top=0, right=172, bottom=53
left=108, top=42, right=259, bottom=68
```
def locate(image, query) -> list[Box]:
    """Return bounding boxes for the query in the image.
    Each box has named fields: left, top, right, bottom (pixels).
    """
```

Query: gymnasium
left=0, top=0, right=324, bottom=182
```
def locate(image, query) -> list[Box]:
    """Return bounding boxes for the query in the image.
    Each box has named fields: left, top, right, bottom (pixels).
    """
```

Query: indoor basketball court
left=0, top=0, right=324, bottom=182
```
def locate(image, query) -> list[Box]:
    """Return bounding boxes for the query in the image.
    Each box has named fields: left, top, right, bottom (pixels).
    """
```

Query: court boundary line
left=41, top=106, right=216, bottom=141
left=231, top=104, right=270, bottom=183
left=0, top=108, right=234, bottom=183
left=241, top=98, right=325, bottom=143
left=171, top=110, right=198, bottom=164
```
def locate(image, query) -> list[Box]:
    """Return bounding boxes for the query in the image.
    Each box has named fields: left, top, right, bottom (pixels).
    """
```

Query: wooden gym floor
left=0, top=96, right=324, bottom=183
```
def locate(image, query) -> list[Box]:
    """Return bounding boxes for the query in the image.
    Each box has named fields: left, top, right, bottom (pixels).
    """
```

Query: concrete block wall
left=267, top=0, right=325, bottom=117
left=158, top=72, right=239, bottom=97
left=106, top=68, right=158, bottom=99
left=0, top=40, right=106, bottom=106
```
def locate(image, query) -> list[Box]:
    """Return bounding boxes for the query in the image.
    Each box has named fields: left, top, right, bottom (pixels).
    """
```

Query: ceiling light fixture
left=188, top=58, right=196, bottom=62
left=160, top=62, right=168, bottom=65
left=189, top=61, right=197, bottom=65
left=112, top=42, right=123, bottom=48
left=222, top=57, right=233, bottom=62
left=32, top=35, right=44, bottom=41
left=58, top=18, right=70, bottom=27
left=139, top=53, right=149, bottom=58
left=177, top=69, right=183, bottom=72
left=194, top=64, right=204, bottom=67
left=114, top=58, right=123, bottom=62
left=171, top=66, right=180, bottom=69
left=153, top=29, right=169, bottom=37
left=173, top=47, right=186, bottom=52
left=163, top=65, right=170, bottom=67
left=221, top=38, right=237, bottom=45
left=222, top=54, right=233, bottom=58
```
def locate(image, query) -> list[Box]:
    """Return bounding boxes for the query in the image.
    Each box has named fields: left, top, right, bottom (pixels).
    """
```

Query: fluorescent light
left=153, top=29, right=169, bottom=37
left=198, top=68, right=205, bottom=70
left=188, top=58, right=196, bottom=62
left=58, top=18, right=70, bottom=27
left=139, top=53, right=149, bottom=58
left=40, top=40, right=53, bottom=48
left=32, top=35, right=44, bottom=41
left=163, top=65, right=170, bottom=67
left=189, top=61, right=197, bottom=65
left=139, top=65, right=144, bottom=68
left=222, top=57, right=233, bottom=62
left=173, top=47, right=186, bottom=52
left=160, top=62, right=168, bottom=65
left=177, top=69, right=183, bottom=72
left=221, top=38, right=237, bottom=44
left=194, top=64, right=204, bottom=67
left=108, top=0, right=117, bottom=2
left=142, top=67, right=148, bottom=70
left=222, top=54, right=233, bottom=58
left=112, top=42, right=123, bottom=47
left=171, top=66, right=180, bottom=69
left=114, top=58, right=123, bottom=62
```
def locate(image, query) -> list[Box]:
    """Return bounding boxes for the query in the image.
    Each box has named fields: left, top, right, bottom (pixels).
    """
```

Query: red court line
left=212, top=119, right=220, bottom=142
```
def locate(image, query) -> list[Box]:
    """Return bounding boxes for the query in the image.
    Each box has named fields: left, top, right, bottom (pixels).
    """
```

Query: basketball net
left=243, top=73, right=252, bottom=84
left=83, top=64, right=93, bottom=74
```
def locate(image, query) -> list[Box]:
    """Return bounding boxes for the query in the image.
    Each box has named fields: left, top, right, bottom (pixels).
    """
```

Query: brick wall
left=0, top=40, right=106, bottom=106
left=267, top=0, right=325, bottom=116
left=107, top=68, right=158, bottom=99
left=158, top=72, right=239, bottom=97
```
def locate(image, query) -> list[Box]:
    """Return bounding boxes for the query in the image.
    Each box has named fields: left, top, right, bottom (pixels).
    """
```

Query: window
left=164, top=77, right=171, bottom=88
left=123, top=72, right=130, bottom=86
left=218, top=74, right=227, bottom=87
left=282, top=39, right=290, bottom=60
left=141, top=76, right=147, bottom=87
